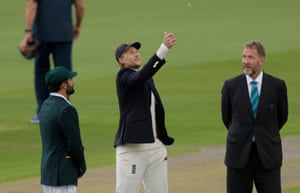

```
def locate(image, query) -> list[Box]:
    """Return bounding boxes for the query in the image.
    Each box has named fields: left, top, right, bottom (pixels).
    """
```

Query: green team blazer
left=39, top=95, right=86, bottom=186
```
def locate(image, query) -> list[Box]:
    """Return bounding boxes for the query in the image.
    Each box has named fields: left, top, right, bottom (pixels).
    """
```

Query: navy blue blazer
left=221, top=72, right=288, bottom=170
left=114, top=54, right=174, bottom=147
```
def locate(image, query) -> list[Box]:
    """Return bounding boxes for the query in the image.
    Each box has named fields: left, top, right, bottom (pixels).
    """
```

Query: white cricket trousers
left=42, top=185, right=77, bottom=193
left=116, top=144, right=169, bottom=193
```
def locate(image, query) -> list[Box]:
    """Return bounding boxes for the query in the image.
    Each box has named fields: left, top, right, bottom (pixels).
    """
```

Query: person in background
left=221, top=40, right=288, bottom=193
left=39, top=66, right=86, bottom=193
left=19, top=0, right=84, bottom=123
left=114, top=32, right=176, bottom=193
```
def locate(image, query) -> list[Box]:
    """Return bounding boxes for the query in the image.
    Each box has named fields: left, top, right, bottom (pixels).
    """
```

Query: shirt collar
left=246, top=71, right=263, bottom=85
left=50, top=93, right=71, bottom=104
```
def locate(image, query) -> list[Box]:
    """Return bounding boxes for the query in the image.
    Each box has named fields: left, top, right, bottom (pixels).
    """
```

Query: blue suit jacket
left=221, top=72, right=288, bottom=169
left=114, top=54, right=174, bottom=147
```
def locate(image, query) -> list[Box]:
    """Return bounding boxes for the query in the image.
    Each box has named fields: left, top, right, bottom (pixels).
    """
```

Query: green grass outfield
left=286, top=187, right=300, bottom=193
left=0, top=0, right=299, bottom=190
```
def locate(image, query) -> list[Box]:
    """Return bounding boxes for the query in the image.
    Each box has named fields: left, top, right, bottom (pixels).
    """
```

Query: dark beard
left=66, top=86, right=75, bottom=95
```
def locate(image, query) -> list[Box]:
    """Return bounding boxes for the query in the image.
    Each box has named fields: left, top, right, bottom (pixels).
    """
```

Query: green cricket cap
left=45, top=66, right=77, bottom=87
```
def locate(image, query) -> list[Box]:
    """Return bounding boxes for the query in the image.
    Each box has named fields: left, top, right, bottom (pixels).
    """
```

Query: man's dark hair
left=48, top=80, right=68, bottom=92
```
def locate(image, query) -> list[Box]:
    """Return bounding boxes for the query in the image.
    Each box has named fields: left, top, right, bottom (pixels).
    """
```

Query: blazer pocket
left=59, top=156, right=77, bottom=179
left=227, top=135, right=237, bottom=144
left=272, top=136, right=281, bottom=143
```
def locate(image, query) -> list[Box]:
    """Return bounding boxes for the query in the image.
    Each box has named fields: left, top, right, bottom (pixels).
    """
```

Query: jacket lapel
left=148, top=79, right=161, bottom=102
left=240, top=75, right=254, bottom=118
left=255, top=73, right=269, bottom=118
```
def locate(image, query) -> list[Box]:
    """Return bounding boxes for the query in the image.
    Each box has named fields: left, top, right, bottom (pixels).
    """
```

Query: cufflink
left=153, top=61, right=159, bottom=68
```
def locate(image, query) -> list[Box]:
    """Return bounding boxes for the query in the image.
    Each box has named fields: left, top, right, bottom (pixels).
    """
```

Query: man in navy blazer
left=114, top=32, right=176, bottom=193
left=221, top=41, right=288, bottom=193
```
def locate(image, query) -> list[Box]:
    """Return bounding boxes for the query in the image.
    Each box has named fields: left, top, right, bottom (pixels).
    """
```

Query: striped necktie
left=250, top=81, right=259, bottom=117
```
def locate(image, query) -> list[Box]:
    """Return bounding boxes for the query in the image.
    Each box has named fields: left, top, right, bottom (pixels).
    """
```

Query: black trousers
left=227, top=144, right=281, bottom=193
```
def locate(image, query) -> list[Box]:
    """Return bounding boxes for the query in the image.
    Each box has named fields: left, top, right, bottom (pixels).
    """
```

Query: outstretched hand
left=163, top=32, right=176, bottom=49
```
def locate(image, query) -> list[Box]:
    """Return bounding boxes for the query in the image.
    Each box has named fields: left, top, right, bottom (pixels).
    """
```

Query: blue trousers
left=34, top=41, right=73, bottom=113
